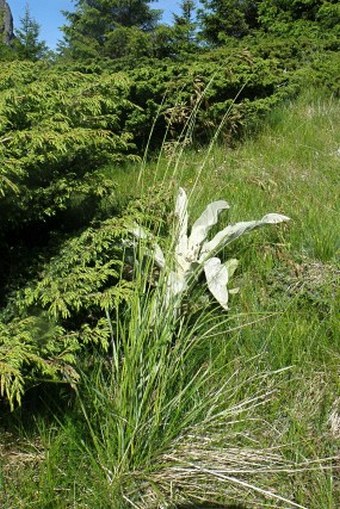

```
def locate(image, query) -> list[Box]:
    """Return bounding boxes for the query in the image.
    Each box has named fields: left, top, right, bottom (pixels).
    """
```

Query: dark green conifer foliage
left=198, top=1, right=339, bottom=44
left=61, top=0, right=162, bottom=60
left=14, top=4, right=49, bottom=60
left=258, top=0, right=340, bottom=32
left=0, top=40, right=15, bottom=60
left=0, top=212, right=139, bottom=409
left=173, top=0, right=197, bottom=53
left=198, top=0, right=260, bottom=44
left=0, top=62, right=137, bottom=229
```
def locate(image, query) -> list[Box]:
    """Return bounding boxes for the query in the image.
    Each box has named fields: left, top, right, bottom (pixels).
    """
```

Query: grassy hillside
left=1, top=90, right=339, bottom=508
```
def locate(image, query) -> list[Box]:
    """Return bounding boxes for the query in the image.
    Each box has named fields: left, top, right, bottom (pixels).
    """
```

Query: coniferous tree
left=258, top=0, right=340, bottom=31
left=0, top=40, right=15, bottom=60
left=61, top=0, right=162, bottom=60
left=174, top=0, right=196, bottom=31
left=198, top=0, right=260, bottom=44
left=14, top=4, right=48, bottom=60
left=173, top=0, right=197, bottom=52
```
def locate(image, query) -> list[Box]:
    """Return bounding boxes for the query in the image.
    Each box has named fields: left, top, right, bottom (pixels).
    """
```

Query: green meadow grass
left=1, top=90, right=339, bottom=508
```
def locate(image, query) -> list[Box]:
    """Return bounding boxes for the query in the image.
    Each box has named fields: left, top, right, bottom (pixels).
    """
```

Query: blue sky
left=9, top=1, right=184, bottom=49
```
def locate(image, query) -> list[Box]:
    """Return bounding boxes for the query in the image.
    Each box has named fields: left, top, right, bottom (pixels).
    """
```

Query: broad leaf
left=200, top=213, right=290, bottom=261
left=165, top=271, right=187, bottom=310
left=153, top=245, right=166, bottom=268
left=204, top=257, right=229, bottom=310
left=188, top=199, right=230, bottom=260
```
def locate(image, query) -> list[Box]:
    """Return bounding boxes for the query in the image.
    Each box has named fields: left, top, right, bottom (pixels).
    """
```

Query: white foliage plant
left=132, top=187, right=290, bottom=313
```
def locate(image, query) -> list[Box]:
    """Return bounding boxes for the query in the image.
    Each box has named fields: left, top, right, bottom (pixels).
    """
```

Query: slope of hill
left=1, top=89, right=339, bottom=509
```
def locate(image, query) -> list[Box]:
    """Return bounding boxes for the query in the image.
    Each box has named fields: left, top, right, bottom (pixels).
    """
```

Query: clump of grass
left=69, top=250, right=310, bottom=509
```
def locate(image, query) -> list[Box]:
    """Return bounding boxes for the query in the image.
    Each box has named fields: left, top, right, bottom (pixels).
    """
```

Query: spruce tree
left=174, top=0, right=196, bottom=28
left=173, top=0, right=197, bottom=52
left=61, top=0, right=161, bottom=60
left=198, top=0, right=260, bottom=44
left=14, top=4, right=48, bottom=60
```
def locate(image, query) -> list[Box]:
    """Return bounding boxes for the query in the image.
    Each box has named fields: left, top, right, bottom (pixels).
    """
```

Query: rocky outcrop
left=0, top=0, right=14, bottom=45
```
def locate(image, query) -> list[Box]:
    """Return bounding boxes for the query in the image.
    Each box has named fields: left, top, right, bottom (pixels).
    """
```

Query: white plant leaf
left=167, top=271, right=187, bottom=297
left=130, top=225, right=147, bottom=239
left=165, top=270, right=187, bottom=310
left=130, top=190, right=290, bottom=314
left=204, top=257, right=229, bottom=310
left=188, top=199, right=230, bottom=260
left=175, top=188, right=189, bottom=272
left=154, top=245, right=166, bottom=268
left=200, top=213, right=290, bottom=261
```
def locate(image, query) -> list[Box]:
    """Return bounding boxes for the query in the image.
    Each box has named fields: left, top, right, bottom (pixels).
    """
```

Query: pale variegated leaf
left=175, top=187, right=189, bottom=272
left=165, top=271, right=187, bottom=309
left=188, top=199, right=230, bottom=259
left=175, top=187, right=188, bottom=239
left=154, top=245, right=166, bottom=268
left=130, top=190, right=290, bottom=314
left=167, top=271, right=187, bottom=297
left=204, top=257, right=229, bottom=310
left=131, top=225, right=147, bottom=239
left=199, top=213, right=290, bottom=261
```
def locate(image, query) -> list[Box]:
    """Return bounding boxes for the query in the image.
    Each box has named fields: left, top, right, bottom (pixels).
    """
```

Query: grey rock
left=0, top=0, right=14, bottom=45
